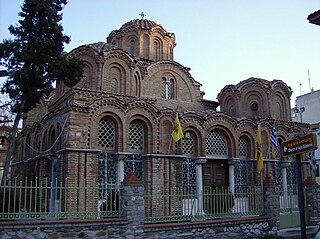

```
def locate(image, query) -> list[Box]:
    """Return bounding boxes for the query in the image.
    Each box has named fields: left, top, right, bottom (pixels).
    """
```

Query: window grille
left=129, top=121, right=144, bottom=151
left=275, top=140, right=281, bottom=159
left=161, top=78, right=174, bottom=100
left=287, top=161, right=297, bottom=188
left=168, top=79, right=174, bottom=99
left=162, top=78, right=166, bottom=98
left=234, top=160, right=248, bottom=188
left=182, top=132, right=195, bottom=156
left=205, top=131, right=228, bottom=156
left=154, top=41, right=160, bottom=61
left=130, top=39, right=135, bottom=55
left=98, top=118, right=115, bottom=150
left=183, top=158, right=196, bottom=189
left=238, top=137, right=248, bottom=159
left=124, top=154, right=144, bottom=182
left=273, top=161, right=282, bottom=185
left=111, top=78, right=118, bottom=94
left=98, top=153, right=117, bottom=199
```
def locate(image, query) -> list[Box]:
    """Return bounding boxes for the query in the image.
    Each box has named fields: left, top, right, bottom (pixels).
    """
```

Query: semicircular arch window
left=98, top=118, right=115, bottom=151
left=182, top=131, right=195, bottom=156
left=205, top=130, right=228, bottom=157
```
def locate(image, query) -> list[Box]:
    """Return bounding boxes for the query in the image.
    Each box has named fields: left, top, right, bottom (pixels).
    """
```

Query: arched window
left=33, top=133, right=40, bottom=157
left=154, top=40, right=161, bottom=61
left=275, top=138, right=282, bottom=159
left=275, top=102, right=282, bottom=120
left=111, top=78, right=118, bottom=94
left=98, top=118, right=115, bottom=151
left=49, top=127, right=56, bottom=153
left=134, top=74, right=141, bottom=97
left=168, top=79, right=174, bottom=99
left=238, top=136, right=248, bottom=159
left=162, top=77, right=167, bottom=98
left=182, top=131, right=195, bottom=156
left=57, top=123, right=62, bottom=150
left=129, top=120, right=144, bottom=152
left=205, top=130, right=228, bottom=157
left=161, top=77, right=174, bottom=100
left=42, top=130, right=48, bottom=151
left=130, top=39, right=136, bottom=56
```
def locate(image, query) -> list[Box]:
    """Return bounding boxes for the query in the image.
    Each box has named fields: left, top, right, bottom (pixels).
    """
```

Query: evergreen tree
left=0, top=0, right=84, bottom=183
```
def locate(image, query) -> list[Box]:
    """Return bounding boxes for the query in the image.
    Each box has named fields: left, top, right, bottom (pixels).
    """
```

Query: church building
left=11, top=17, right=310, bottom=210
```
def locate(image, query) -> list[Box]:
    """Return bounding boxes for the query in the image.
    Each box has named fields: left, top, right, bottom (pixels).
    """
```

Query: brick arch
left=126, top=112, right=154, bottom=154
left=102, top=62, right=127, bottom=94
left=182, top=125, right=203, bottom=157
left=140, top=33, right=150, bottom=59
left=48, top=125, right=56, bottom=153
left=273, top=90, right=290, bottom=121
left=223, top=95, right=238, bottom=116
left=242, top=90, right=267, bottom=119
left=124, top=34, right=139, bottom=56
left=133, top=72, right=141, bottom=97
left=236, top=124, right=256, bottom=159
left=89, top=104, right=125, bottom=150
left=204, top=124, right=236, bottom=158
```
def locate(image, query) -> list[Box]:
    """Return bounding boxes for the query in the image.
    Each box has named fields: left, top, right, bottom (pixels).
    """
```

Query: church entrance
left=202, top=160, right=228, bottom=188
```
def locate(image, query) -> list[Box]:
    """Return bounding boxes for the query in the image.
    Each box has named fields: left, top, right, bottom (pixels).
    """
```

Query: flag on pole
left=309, top=150, right=317, bottom=172
left=270, top=126, right=279, bottom=148
left=256, top=124, right=263, bottom=174
left=171, top=113, right=184, bottom=142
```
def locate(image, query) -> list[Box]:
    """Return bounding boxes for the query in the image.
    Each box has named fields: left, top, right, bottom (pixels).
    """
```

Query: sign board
left=281, top=133, right=318, bottom=157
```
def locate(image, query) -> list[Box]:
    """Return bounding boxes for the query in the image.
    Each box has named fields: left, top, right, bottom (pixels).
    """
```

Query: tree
left=0, top=0, right=84, bottom=184
left=0, top=94, right=14, bottom=125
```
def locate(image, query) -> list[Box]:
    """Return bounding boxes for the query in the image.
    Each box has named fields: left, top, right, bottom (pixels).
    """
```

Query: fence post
left=264, top=186, right=280, bottom=233
left=121, top=173, right=144, bottom=238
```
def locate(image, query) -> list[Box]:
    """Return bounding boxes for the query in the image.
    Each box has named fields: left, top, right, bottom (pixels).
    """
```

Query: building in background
left=292, top=90, right=320, bottom=183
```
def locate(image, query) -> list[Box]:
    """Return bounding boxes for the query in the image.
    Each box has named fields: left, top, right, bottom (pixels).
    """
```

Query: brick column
left=264, top=186, right=280, bottom=232
left=121, top=173, right=145, bottom=238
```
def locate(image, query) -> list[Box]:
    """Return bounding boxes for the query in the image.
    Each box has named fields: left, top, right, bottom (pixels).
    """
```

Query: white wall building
left=292, top=89, right=320, bottom=183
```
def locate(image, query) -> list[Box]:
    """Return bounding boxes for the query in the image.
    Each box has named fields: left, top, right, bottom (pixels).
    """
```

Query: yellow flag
left=172, top=113, right=184, bottom=142
left=256, top=124, right=263, bottom=174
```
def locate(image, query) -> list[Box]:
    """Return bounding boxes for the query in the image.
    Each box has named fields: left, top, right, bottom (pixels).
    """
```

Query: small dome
left=106, top=18, right=176, bottom=61
left=107, top=19, right=168, bottom=42
left=121, top=19, right=162, bottom=31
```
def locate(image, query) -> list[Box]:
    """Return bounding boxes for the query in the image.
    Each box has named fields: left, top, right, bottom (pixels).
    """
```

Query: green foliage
left=0, top=0, right=84, bottom=114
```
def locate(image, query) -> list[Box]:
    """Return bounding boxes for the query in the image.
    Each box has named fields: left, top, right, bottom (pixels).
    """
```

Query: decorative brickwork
left=12, top=17, right=313, bottom=231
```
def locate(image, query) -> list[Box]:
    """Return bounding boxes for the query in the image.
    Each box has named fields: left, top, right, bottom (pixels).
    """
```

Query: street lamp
left=293, top=105, right=305, bottom=123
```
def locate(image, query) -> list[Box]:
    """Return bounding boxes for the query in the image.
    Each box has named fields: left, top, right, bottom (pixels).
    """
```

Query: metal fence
left=144, top=186, right=264, bottom=223
left=0, top=177, right=120, bottom=221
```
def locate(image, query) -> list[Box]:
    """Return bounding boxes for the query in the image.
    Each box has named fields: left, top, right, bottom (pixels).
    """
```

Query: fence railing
left=0, top=177, right=120, bottom=221
left=144, top=186, right=264, bottom=223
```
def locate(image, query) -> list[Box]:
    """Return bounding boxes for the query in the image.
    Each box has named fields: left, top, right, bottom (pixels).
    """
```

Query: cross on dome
left=139, top=11, right=146, bottom=19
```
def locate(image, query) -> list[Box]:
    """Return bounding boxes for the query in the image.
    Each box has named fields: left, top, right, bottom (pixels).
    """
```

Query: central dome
left=107, top=18, right=176, bottom=61
left=119, top=19, right=162, bottom=31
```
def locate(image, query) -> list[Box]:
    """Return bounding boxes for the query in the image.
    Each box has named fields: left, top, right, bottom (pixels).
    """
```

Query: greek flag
left=270, top=127, right=279, bottom=148
left=309, top=150, right=317, bottom=172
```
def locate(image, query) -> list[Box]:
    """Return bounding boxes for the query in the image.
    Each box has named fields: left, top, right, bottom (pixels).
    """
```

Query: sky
left=1, top=0, right=320, bottom=107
